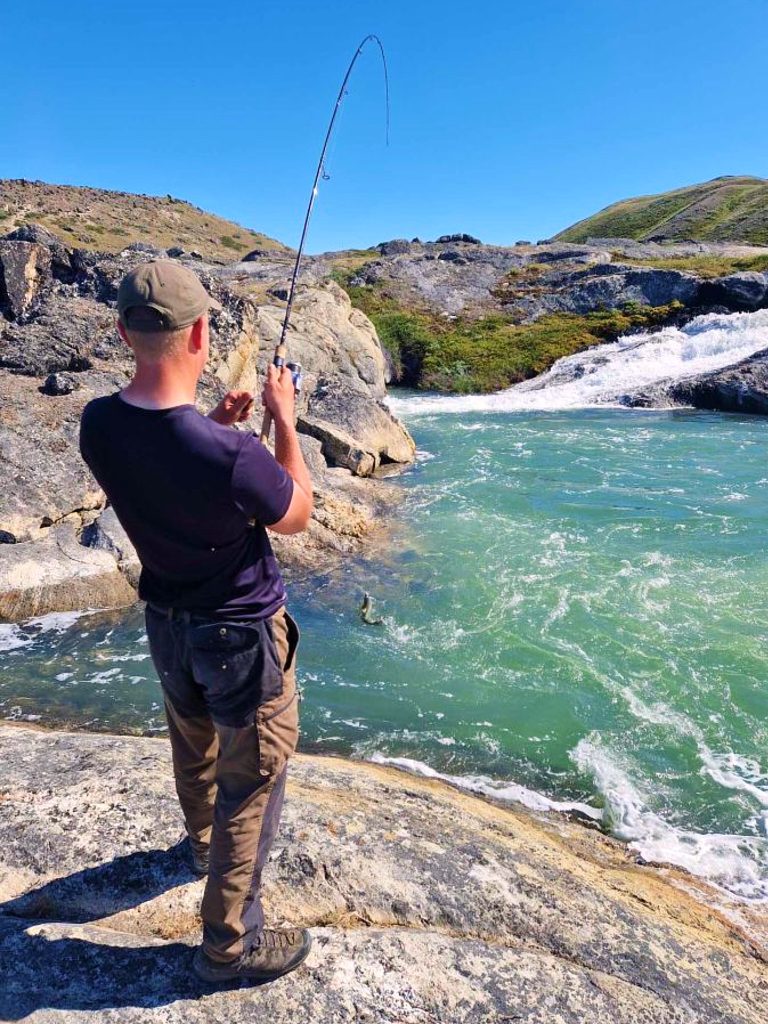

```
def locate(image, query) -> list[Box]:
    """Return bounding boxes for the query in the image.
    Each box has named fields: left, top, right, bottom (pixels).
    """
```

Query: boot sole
left=193, top=933, right=312, bottom=984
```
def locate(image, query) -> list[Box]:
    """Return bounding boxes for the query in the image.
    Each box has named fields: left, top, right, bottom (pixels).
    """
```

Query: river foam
left=388, top=308, right=768, bottom=415
left=368, top=751, right=602, bottom=820
left=572, top=736, right=768, bottom=901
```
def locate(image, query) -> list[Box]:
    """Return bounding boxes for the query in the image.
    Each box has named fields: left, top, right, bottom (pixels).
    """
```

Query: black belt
left=147, top=602, right=201, bottom=623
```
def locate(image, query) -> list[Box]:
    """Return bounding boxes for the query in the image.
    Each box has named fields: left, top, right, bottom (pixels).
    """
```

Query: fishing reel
left=286, top=361, right=303, bottom=395
left=259, top=348, right=303, bottom=444
left=266, top=345, right=302, bottom=394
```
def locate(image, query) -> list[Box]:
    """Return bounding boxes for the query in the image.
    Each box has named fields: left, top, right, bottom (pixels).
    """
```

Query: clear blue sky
left=2, top=0, right=766, bottom=252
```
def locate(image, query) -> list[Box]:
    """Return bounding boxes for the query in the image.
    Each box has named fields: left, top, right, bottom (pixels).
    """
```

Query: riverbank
left=0, top=721, right=765, bottom=1023
left=0, top=229, right=415, bottom=622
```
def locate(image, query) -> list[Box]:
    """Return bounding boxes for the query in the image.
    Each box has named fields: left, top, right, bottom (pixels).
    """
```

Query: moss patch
left=613, top=252, right=768, bottom=279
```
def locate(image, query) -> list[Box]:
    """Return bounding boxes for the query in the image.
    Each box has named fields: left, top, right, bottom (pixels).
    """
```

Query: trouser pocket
left=256, top=690, right=299, bottom=778
left=256, top=608, right=301, bottom=777
left=188, top=620, right=282, bottom=727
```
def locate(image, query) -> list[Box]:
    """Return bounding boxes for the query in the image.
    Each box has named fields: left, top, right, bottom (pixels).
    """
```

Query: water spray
left=259, top=33, right=390, bottom=444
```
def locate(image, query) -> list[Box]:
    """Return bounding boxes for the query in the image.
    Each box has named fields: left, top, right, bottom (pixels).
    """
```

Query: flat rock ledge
left=0, top=725, right=766, bottom=1023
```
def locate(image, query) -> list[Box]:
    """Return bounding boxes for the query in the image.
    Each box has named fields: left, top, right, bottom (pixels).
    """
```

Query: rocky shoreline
left=4, top=212, right=768, bottom=623
left=0, top=721, right=765, bottom=1023
left=0, top=227, right=415, bottom=622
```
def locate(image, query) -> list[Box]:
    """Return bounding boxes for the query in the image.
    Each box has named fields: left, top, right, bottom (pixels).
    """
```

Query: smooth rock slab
left=0, top=525, right=136, bottom=622
left=299, top=374, right=415, bottom=475
left=0, top=725, right=765, bottom=1023
left=0, top=920, right=711, bottom=1024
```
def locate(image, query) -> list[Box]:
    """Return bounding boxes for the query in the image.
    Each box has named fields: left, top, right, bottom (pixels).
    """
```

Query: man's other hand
left=209, top=390, right=254, bottom=426
left=262, top=365, right=296, bottom=425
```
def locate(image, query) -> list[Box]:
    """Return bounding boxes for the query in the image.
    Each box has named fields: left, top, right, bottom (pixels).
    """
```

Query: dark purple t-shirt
left=79, top=394, right=294, bottom=621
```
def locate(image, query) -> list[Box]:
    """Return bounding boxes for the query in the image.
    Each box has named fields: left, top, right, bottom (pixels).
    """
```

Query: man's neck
left=120, top=362, right=199, bottom=411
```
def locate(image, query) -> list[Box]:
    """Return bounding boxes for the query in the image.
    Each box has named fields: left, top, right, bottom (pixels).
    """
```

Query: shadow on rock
left=0, top=840, right=196, bottom=923
left=0, top=924, right=240, bottom=1018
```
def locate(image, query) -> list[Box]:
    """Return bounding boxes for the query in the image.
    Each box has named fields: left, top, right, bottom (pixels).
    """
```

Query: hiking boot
left=191, top=848, right=209, bottom=877
left=184, top=839, right=209, bottom=877
left=193, top=928, right=312, bottom=984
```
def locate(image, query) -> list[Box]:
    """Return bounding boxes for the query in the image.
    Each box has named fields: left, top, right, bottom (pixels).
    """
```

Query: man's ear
left=189, top=316, right=205, bottom=353
left=117, top=320, right=133, bottom=349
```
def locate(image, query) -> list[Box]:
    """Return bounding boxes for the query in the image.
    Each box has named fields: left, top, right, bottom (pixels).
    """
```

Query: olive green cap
left=117, top=260, right=222, bottom=332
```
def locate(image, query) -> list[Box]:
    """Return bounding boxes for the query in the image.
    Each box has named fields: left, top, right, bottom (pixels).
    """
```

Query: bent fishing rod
left=259, top=33, right=390, bottom=445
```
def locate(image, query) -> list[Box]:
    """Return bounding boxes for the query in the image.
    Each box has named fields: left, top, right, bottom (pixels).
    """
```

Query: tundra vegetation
left=337, top=271, right=684, bottom=393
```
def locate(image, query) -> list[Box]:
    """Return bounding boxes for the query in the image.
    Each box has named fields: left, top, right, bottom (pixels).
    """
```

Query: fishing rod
left=259, top=33, right=390, bottom=445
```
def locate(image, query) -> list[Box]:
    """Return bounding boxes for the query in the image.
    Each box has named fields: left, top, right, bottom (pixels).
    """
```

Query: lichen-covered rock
left=0, top=724, right=765, bottom=1023
left=0, top=241, right=52, bottom=319
left=346, top=238, right=768, bottom=322
left=41, top=372, right=82, bottom=396
left=513, top=263, right=702, bottom=319
left=699, top=271, right=768, bottom=310
left=0, top=371, right=115, bottom=542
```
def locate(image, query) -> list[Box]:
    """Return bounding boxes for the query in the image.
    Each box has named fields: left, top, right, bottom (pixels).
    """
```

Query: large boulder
left=251, top=282, right=390, bottom=398
left=375, top=238, right=414, bottom=256
left=515, top=264, right=702, bottom=319
left=435, top=232, right=482, bottom=244
left=0, top=524, right=136, bottom=622
left=667, top=348, right=768, bottom=414
left=298, top=374, right=415, bottom=476
left=0, top=241, right=52, bottom=319
left=699, top=271, right=768, bottom=310
left=0, top=724, right=764, bottom=1022
left=4, top=222, right=73, bottom=278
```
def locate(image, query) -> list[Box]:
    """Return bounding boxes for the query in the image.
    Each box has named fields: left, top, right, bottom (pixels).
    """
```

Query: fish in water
left=360, top=592, right=384, bottom=626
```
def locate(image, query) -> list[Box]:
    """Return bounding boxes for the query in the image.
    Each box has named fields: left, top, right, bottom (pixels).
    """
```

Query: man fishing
left=79, top=260, right=314, bottom=984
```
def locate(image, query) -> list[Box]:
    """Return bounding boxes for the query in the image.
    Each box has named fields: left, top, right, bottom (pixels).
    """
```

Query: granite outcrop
left=0, top=723, right=765, bottom=1023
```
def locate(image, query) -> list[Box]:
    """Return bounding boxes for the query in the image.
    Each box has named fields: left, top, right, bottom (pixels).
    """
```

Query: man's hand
left=262, top=364, right=296, bottom=426
left=208, top=390, right=254, bottom=426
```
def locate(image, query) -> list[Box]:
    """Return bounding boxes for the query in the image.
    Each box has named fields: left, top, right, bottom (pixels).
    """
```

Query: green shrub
left=220, top=235, right=244, bottom=251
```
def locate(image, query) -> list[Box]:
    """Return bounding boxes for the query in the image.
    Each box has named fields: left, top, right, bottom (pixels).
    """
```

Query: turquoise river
left=2, top=310, right=768, bottom=903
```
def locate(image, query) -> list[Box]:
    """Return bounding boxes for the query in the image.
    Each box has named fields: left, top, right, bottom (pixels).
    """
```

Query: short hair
left=123, top=323, right=192, bottom=361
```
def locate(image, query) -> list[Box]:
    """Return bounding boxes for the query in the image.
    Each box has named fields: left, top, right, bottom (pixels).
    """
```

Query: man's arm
left=263, top=364, right=313, bottom=535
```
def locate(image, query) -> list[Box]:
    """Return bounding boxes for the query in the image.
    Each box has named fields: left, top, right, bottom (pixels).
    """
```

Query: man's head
left=116, top=260, right=222, bottom=369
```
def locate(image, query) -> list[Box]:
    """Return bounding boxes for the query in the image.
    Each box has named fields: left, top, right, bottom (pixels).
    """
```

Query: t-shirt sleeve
left=78, top=401, right=95, bottom=468
left=231, top=433, right=294, bottom=526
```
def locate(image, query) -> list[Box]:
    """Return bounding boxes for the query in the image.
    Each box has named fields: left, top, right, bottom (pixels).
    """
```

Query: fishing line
left=259, top=33, right=390, bottom=443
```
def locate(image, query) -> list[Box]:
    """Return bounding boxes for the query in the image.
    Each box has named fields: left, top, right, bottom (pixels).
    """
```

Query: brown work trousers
left=145, top=603, right=300, bottom=962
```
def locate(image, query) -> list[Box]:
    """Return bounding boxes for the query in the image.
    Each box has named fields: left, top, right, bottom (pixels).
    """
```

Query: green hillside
left=0, top=179, right=288, bottom=262
left=555, top=176, right=768, bottom=245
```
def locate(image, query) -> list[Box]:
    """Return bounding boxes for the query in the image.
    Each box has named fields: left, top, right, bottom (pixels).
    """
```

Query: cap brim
left=208, top=296, right=223, bottom=312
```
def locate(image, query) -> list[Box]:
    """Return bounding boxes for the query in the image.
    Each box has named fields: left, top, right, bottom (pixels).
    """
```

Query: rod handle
left=259, top=343, right=289, bottom=445
left=259, top=408, right=274, bottom=445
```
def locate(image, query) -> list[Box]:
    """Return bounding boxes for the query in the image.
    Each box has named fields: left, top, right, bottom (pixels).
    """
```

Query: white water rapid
left=388, top=308, right=768, bottom=416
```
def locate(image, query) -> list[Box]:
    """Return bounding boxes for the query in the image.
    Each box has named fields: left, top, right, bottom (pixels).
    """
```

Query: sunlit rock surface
left=0, top=724, right=765, bottom=1023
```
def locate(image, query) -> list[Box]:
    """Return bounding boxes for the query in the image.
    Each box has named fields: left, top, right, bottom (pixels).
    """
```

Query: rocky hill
left=0, top=179, right=288, bottom=263
left=555, top=175, right=768, bottom=246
